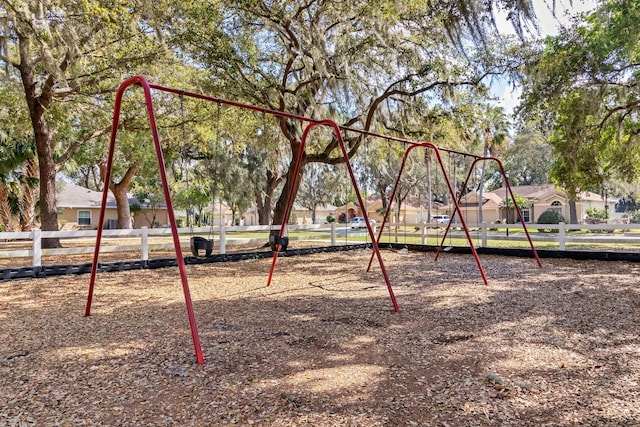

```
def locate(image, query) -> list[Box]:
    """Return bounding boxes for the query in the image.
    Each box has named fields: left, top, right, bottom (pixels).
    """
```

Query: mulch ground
left=1, top=250, right=639, bottom=426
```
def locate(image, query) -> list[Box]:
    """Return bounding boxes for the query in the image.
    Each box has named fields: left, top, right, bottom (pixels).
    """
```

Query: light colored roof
left=485, top=184, right=557, bottom=200
left=458, top=190, right=502, bottom=207
left=56, top=182, right=119, bottom=208
left=578, top=191, right=606, bottom=202
left=56, top=182, right=165, bottom=209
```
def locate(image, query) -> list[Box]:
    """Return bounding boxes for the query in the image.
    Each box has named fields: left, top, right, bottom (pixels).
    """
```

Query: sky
left=492, top=0, right=598, bottom=114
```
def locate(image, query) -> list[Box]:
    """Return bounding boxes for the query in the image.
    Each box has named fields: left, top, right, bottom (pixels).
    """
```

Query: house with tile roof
left=450, top=184, right=614, bottom=225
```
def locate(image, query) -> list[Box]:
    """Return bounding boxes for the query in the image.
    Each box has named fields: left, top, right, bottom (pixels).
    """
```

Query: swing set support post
left=85, top=75, right=205, bottom=365
left=435, top=156, right=542, bottom=269
left=366, top=142, right=488, bottom=285
left=267, top=120, right=400, bottom=312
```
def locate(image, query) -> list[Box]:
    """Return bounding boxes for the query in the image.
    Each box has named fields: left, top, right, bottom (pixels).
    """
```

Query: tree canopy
left=520, top=0, right=640, bottom=221
left=163, top=0, right=531, bottom=224
left=2, top=0, right=618, bottom=233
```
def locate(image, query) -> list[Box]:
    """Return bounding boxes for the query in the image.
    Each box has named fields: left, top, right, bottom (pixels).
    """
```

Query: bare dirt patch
left=1, top=251, right=639, bottom=426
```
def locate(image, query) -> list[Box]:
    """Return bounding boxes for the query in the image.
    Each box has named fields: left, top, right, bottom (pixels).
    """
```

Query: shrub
left=584, top=207, right=607, bottom=224
left=326, top=214, right=336, bottom=223
left=537, top=209, right=565, bottom=233
left=627, top=210, right=640, bottom=224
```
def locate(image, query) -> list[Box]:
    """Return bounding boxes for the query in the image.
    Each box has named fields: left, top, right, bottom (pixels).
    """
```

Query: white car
left=432, top=215, right=451, bottom=224
left=350, top=216, right=375, bottom=228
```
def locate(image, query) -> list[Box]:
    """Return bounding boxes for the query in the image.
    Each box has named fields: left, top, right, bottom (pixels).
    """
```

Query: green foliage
left=537, top=209, right=565, bottom=232
left=627, top=210, right=640, bottom=224
left=585, top=207, right=608, bottom=224
left=165, top=0, right=529, bottom=224
left=499, top=128, right=552, bottom=186
left=500, top=194, right=530, bottom=209
left=521, top=0, right=640, bottom=209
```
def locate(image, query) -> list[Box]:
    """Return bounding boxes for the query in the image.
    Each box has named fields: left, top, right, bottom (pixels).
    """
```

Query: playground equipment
left=435, top=155, right=542, bottom=267
left=86, top=76, right=396, bottom=364
left=85, top=75, right=540, bottom=365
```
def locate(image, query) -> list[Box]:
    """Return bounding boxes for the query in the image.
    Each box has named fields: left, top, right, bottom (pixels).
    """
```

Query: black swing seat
left=190, top=236, right=214, bottom=258
left=269, top=233, right=289, bottom=252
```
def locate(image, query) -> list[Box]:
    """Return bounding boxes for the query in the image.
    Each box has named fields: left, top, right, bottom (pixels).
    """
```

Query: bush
left=627, top=210, right=640, bottom=224
left=584, top=207, right=607, bottom=224
left=537, top=209, right=565, bottom=233
left=326, top=214, right=336, bottom=223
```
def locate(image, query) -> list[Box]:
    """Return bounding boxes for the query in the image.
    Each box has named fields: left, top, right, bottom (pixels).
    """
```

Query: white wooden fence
left=0, top=224, right=331, bottom=267
left=1, top=222, right=640, bottom=268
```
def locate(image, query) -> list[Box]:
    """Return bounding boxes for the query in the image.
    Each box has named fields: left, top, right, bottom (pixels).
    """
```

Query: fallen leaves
left=1, top=252, right=639, bottom=425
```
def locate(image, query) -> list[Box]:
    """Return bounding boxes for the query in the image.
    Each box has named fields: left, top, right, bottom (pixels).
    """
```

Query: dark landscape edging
left=2, top=243, right=638, bottom=282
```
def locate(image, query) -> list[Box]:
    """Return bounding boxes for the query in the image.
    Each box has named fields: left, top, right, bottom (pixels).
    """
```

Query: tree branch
left=56, top=126, right=112, bottom=167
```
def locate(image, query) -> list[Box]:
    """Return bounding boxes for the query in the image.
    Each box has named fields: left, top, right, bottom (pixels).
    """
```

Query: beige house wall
left=132, top=209, right=171, bottom=228
left=291, top=207, right=336, bottom=224
left=337, top=199, right=447, bottom=224
left=454, top=188, right=611, bottom=225
left=60, top=207, right=171, bottom=229
left=59, top=207, right=119, bottom=229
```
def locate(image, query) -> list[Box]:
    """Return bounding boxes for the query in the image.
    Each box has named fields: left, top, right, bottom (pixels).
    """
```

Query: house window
left=551, top=201, right=562, bottom=213
left=521, top=208, right=531, bottom=223
left=78, top=210, right=91, bottom=226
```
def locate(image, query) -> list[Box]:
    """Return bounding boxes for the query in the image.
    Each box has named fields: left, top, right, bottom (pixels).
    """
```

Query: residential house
left=57, top=182, right=171, bottom=229
left=450, top=184, right=614, bottom=226
left=243, top=202, right=339, bottom=225
left=336, top=195, right=446, bottom=224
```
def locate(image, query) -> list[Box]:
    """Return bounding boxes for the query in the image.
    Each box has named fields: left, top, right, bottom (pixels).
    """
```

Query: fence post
left=559, top=222, right=566, bottom=250
left=481, top=222, right=487, bottom=248
left=219, top=225, right=226, bottom=254
left=421, top=224, right=427, bottom=245
left=331, top=222, right=336, bottom=246
left=141, top=226, right=149, bottom=261
left=32, top=229, right=42, bottom=267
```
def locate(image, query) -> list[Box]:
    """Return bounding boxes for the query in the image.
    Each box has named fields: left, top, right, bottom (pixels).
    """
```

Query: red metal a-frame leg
left=435, top=156, right=542, bottom=268
left=85, top=75, right=205, bottom=365
left=366, top=142, right=489, bottom=285
left=267, top=120, right=400, bottom=312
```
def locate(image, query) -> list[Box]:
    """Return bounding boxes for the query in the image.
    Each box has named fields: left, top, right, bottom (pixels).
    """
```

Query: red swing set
left=85, top=76, right=540, bottom=365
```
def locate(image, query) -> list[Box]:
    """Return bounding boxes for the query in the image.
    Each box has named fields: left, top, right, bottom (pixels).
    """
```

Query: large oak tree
left=165, top=0, right=533, bottom=225
left=0, top=0, right=165, bottom=245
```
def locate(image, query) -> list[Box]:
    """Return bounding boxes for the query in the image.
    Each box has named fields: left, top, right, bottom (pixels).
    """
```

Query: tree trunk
left=255, top=190, right=272, bottom=225
left=19, top=37, right=61, bottom=248
left=20, top=157, right=38, bottom=231
left=377, top=185, right=389, bottom=210
left=256, top=169, right=282, bottom=225
left=569, top=199, right=578, bottom=224
left=37, top=153, right=60, bottom=247
left=272, top=157, right=305, bottom=225
left=101, top=162, right=139, bottom=229
left=0, top=187, right=11, bottom=231
left=111, top=183, right=133, bottom=229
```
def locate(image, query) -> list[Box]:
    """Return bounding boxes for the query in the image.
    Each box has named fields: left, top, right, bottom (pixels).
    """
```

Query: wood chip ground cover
left=1, top=251, right=639, bottom=426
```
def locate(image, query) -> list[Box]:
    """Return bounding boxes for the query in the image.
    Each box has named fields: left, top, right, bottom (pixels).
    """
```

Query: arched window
left=551, top=200, right=562, bottom=213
